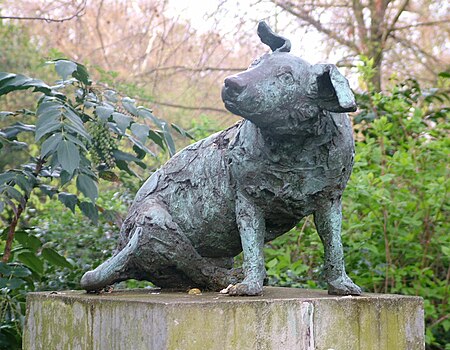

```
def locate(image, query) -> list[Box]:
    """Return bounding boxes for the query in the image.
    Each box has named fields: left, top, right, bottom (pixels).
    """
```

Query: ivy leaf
left=58, top=192, right=78, bottom=213
left=76, top=174, right=98, bottom=202
left=42, top=247, right=73, bottom=269
left=57, top=139, right=80, bottom=175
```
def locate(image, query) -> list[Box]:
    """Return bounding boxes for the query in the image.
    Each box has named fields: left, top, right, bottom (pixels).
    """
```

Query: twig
left=0, top=0, right=87, bottom=23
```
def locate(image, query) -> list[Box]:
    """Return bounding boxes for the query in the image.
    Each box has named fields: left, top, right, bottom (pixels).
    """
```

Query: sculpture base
left=24, top=287, right=424, bottom=350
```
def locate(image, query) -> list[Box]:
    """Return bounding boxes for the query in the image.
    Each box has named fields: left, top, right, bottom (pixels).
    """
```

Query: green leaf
left=147, top=130, right=165, bottom=150
left=41, top=133, right=63, bottom=157
left=41, top=247, right=73, bottom=269
left=14, top=231, right=42, bottom=253
left=1, top=122, right=35, bottom=139
left=441, top=245, right=450, bottom=257
left=138, top=108, right=162, bottom=128
left=17, top=251, right=44, bottom=275
left=162, top=122, right=176, bottom=156
left=39, top=184, right=58, bottom=199
left=130, top=123, right=150, bottom=143
left=0, top=262, right=32, bottom=277
left=57, top=139, right=80, bottom=175
left=113, top=150, right=146, bottom=169
left=35, top=121, right=61, bottom=142
left=112, top=112, right=132, bottom=133
left=172, top=123, right=195, bottom=140
left=98, top=170, right=120, bottom=182
left=73, top=62, right=90, bottom=85
left=54, top=60, right=77, bottom=81
left=0, top=72, right=53, bottom=96
left=58, top=192, right=78, bottom=213
left=0, top=277, right=26, bottom=290
left=0, top=111, right=14, bottom=119
left=5, top=186, right=23, bottom=201
left=96, top=105, right=114, bottom=121
left=76, top=174, right=98, bottom=202
left=78, top=201, right=98, bottom=225
left=35, top=100, right=63, bottom=141
left=122, top=97, right=138, bottom=115
left=64, top=133, right=87, bottom=151
left=0, top=172, right=16, bottom=185
left=63, top=105, right=85, bottom=129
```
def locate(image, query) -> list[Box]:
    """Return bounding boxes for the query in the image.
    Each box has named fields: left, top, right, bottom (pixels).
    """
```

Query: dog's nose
left=224, top=76, right=246, bottom=95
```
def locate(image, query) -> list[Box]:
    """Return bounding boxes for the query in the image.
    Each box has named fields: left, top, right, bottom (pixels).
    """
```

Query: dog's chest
left=237, top=145, right=331, bottom=202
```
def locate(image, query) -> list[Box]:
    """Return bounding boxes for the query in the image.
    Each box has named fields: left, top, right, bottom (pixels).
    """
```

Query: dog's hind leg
left=82, top=199, right=242, bottom=291
left=314, top=198, right=362, bottom=295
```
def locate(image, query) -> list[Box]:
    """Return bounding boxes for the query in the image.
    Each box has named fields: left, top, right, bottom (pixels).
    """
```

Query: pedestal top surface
left=27, top=286, right=421, bottom=305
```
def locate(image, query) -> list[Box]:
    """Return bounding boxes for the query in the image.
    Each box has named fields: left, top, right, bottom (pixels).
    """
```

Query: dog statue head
left=222, top=22, right=356, bottom=136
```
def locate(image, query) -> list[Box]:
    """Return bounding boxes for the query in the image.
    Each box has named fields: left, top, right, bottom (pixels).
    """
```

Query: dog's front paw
left=228, top=281, right=263, bottom=296
left=328, top=274, right=362, bottom=296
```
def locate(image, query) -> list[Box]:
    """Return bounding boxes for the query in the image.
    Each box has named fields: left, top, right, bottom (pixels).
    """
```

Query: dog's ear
left=309, top=64, right=357, bottom=113
left=257, top=21, right=291, bottom=53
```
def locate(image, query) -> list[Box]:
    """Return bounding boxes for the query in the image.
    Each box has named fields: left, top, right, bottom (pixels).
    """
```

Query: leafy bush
left=0, top=60, right=184, bottom=349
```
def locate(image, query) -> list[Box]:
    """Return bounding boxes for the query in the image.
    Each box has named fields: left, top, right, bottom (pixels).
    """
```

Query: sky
left=166, top=0, right=327, bottom=64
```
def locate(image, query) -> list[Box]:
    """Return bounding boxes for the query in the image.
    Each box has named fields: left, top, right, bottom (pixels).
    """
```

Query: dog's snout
left=224, top=76, right=246, bottom=95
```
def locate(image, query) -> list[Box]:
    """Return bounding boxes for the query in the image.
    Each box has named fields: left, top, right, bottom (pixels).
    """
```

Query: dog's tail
left=80, top=227, right=141, bottom=291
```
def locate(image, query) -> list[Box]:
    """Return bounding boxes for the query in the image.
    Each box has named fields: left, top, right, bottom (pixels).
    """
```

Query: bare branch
left=384, top=0, right=409, bottom=41
left=352, top=0, right=368, bottom=51
left=0, top=0, right=87, bottom=23
left=272, top=0, right=360, bottom=51
left=392, top=19, right=450, bottom=31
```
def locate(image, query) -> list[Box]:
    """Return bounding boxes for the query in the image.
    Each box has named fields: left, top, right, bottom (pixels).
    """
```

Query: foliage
left=264, top=75, right=449, bottom=349
left=0, top=60, right=185, bottom=349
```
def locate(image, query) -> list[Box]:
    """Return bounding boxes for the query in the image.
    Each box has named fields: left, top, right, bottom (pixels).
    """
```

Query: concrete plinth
left=23, top=287, right=424, bottom=350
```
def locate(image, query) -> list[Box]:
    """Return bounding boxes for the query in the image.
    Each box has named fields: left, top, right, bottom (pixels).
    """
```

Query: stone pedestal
left=23, top=287, right=424, bottom=350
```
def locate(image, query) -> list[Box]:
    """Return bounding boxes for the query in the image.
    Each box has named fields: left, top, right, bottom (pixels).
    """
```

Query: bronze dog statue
left=81, top=22, right=362, bottom=296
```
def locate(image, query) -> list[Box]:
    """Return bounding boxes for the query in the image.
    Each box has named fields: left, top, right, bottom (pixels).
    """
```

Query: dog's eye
left=278, top=71, right=294, bottom=85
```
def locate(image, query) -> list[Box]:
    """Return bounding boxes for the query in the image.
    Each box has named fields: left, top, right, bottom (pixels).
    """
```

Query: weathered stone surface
left=24, top=287, right=424, bottom=350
